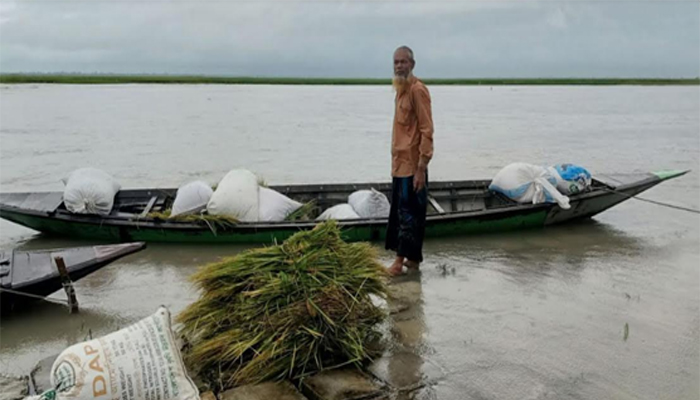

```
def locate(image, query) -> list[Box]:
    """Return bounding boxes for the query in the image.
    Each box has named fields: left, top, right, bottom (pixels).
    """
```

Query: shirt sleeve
left=413, top=84, right=434, bottom=169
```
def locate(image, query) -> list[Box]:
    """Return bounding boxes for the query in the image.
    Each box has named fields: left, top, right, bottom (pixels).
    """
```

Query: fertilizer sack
left=62, top=168, right=121, bottom=215
left=40, top=307, right=199, bottom=400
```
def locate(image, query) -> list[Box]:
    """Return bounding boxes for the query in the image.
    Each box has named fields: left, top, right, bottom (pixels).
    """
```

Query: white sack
left=316, top=204, right=361, bottom=220
left=207, top=169, right=259, bottom=221
left=258, top=187, right=303, bottom=222
left=489, top=163, right=571, bottom=209
left=62, top=168, right=121, bottom=215
left=171, top=181, right=214, bottom=217
left=348, top=189, right=391, bottom=219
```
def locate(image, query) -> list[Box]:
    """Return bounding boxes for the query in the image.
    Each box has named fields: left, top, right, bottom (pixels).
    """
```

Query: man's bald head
left=393, top=46, right=415, bottom=78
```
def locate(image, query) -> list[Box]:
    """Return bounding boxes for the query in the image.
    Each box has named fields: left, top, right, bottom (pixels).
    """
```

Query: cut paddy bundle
left=147, top=209, right=240, bottom=230
left=177, top=221, right=388, bottom=390
left=284, top=200, right=317, bottom=221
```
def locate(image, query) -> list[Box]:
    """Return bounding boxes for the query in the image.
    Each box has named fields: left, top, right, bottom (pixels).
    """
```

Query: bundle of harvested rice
left=147, top=209, right=239, bottom=230
left=177, top=221, right=387, bottom=390
left=284, top=200, right=317, bottom=221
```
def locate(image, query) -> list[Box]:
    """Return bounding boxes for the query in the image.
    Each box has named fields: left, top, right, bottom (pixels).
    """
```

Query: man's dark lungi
left=385, top=173, right=428, bottom=263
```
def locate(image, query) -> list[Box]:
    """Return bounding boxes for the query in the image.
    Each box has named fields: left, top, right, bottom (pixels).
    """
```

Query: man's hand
left=414, top=167, right=426, bottom=192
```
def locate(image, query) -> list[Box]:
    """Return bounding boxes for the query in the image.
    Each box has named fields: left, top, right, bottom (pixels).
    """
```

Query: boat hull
left=1, top=242, right=146, bottom=311
left=0, top=171, right=688, bottom=244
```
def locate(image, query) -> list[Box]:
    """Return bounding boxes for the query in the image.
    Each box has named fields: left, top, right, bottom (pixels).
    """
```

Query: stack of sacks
left=489, top=162, right=571, bottom=209
left=62, top=168, right=121, bottom=215
left=203, top=169, right=303, bottom=222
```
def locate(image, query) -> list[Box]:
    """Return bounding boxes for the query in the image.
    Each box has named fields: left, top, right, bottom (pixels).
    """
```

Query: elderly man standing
left=386, top=46, right=434, bottom=276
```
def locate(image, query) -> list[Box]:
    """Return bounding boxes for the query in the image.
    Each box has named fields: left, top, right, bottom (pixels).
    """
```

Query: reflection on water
left=430, top=219, right=644, bottom=262
left=371, top=273, right=432, bottom=399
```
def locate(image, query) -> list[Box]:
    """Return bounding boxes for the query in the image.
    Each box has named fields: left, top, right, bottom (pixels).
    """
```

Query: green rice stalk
left=284, top=200, right=317, bottom=221
left=177, top=221, right=387, bottom=390
left=147, top=209, right=239, bottom=229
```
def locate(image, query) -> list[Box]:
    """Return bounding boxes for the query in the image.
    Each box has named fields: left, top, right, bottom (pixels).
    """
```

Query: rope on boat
left=602, top=188, right=700, bottom=215
left=0, top=287, right=70, bottom=306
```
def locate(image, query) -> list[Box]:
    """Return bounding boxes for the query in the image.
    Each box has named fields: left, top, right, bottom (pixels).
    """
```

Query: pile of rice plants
left=177, top=221, right=387, bottom=389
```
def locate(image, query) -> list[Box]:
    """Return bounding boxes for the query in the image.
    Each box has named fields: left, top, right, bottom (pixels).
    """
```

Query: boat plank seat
left=139, top=196, right=159, bottom=218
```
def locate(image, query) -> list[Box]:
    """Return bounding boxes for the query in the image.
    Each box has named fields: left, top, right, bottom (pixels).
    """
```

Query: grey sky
left=0, top=0, right=698, bottom=78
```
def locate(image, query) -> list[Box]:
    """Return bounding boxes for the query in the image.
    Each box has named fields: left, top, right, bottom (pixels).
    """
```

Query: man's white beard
left=392, top=72, right=412, bottom=94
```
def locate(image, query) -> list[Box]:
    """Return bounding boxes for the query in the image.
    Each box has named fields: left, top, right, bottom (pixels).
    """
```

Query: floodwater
left=0, top=84, right=698, bottom=399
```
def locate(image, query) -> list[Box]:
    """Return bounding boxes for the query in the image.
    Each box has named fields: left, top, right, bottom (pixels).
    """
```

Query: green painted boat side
left=0, top=207, right=549, bottom=243
left=0, top=171, right=689, bottom=244
left=652, top=170, right=689, bottom=181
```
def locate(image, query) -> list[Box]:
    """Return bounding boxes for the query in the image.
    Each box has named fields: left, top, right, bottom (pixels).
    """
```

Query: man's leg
left=386, top=177, right=405, bottom=275
left=400, top=173, right=428, bottom=270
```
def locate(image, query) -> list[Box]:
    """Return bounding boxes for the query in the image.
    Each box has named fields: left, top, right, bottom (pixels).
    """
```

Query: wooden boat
left=1, top=242, right=146, bottom=310
left=0, top=170, right=688, bottom=244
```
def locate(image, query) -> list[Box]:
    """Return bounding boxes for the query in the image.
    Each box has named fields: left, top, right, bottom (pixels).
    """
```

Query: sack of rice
left=207, top=169, right=259, bottom=222
left=39, top=307, right=199, bottom=400
left=316, top=204, right=361, bottom=220
left=348, top=189, right=390, bottom=219
left=171, top=181, right=214, bottom=217
left=62, top=168, right=121, bottom=215
left=258, top=187, right=303, bottom=222
left=489, top=162, right=570, bottom=209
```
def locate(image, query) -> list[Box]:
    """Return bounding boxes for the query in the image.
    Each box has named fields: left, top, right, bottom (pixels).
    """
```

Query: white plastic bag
left=258, top=187, right=303, bottom=222
left=547, top=164, right=592, bottom=195
left=207, top=169, right=259, bottom=221
left=171, top=181, right=213, bottom=217
left=489, top=163, right=570, bottom=209
left=47, top=307, right=199, bottom=400
left=62, top=168, right=121, bottom=215
left=317, top=204, right=361, bottom=220
left=348, top=189, right=390, bottom=219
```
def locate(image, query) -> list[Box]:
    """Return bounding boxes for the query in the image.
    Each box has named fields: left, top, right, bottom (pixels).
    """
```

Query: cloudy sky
left=0, top=0, right=698, bottom=78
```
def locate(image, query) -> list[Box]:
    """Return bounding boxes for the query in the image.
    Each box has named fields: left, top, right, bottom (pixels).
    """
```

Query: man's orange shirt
left=391, top=77, right=434, bottom=177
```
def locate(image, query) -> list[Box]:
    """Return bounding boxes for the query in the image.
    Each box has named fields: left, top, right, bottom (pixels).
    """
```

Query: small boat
left=0, top=170, right=689, bottom=244
left=1, top=242, right=146, bottom=310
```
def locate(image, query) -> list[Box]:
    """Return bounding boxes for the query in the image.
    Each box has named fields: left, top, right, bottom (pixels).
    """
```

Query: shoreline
left=1, top=75, right=698, bottom=85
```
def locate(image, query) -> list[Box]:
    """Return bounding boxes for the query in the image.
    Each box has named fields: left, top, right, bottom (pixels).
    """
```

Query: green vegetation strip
left=1, top=74, right=697, bottom=85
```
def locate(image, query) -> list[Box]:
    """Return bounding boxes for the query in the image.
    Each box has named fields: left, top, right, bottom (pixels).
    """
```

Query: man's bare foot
left=388, top=258, right=405, bottom=276
left=404, top=260, right=420, bottom=270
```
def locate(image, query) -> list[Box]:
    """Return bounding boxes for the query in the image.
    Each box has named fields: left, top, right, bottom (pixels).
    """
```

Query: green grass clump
left=177, top=221, right=388, bottom=390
